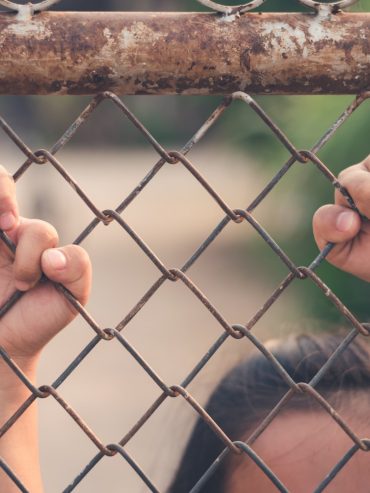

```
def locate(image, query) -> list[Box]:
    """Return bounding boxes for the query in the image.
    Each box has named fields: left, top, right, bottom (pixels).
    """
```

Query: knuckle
left=313, top=204, right=330, bottom=223
left=316, top=204, right=331, bottom=213
left=29, top=220, right=58, bottom=246
left=68, top=245, right=90, bottom=268
left=337, top=164, right=358, bottom=183
left=312, top=209, right=322, bottom=226
left=338, top=168, right=354, bottom=183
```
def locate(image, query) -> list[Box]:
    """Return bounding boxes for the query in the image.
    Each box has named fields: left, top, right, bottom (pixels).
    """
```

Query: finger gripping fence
left=0, top=1, right=369, bottom=492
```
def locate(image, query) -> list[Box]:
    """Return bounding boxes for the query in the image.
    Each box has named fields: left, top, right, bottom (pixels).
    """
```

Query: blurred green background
left=1, top=0, right=370, bottom=325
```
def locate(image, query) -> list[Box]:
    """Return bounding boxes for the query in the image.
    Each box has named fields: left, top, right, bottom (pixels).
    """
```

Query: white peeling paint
left=260, top=17, right=354, bottom=59
left=119, top=21, right=163, bottom=50
left=307, top=16, right=346, bottom=43
left=103, top=27, right=113, bottom=40
left=260, top=21, right=306, bottom=56
left=1, top=19, right=52, bottom=39
left=120, top=29, right=135, bottom=49
left=218, top=13, right=238, bottom=23
left=101, top=27, right=115, bottom=58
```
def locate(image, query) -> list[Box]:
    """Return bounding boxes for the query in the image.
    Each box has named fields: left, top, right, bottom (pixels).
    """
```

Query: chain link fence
left=0, top=0, right=369, bottom=491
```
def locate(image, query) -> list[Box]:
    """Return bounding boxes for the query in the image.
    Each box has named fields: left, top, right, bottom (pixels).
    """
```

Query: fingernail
left=0, top=212, right=16, bottom=231
left=336, top=210, right=355, bottom=232
left=44, top=249, right=67, bottom=270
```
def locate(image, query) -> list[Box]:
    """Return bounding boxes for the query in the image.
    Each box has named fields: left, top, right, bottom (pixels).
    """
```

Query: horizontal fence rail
left=0, top=11, right=369, bottom=95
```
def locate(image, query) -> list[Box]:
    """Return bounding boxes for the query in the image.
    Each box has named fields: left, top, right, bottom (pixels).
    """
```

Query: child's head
left=168, top=333, right=370, bottom=492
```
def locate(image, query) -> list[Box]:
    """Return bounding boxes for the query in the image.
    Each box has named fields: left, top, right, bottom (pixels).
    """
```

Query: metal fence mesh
left=0, top=1, right=369, bottom=492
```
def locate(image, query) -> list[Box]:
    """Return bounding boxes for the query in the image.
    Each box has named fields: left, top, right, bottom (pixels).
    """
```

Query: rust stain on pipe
left=0, top=11, right=369, bottom=95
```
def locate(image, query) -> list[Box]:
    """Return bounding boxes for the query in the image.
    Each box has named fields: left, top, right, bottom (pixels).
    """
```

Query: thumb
left=313, top=204, right=361, bottom=251
left=41, top=245, right=91, bottom=306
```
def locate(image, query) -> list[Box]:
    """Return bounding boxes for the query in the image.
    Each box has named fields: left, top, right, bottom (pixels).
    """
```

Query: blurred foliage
left=1, top=0, right=370, bottom=324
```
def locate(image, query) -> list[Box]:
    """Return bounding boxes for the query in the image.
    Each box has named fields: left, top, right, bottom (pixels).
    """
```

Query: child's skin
left=0, top=166, right=91, bottom=492
left=0, top=154, right=369, bottom=492
left=313, top=155, right=370, bottom=282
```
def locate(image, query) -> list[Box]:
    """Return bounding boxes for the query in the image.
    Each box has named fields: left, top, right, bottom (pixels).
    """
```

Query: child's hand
left=0, top=165, right=92, bottom=492
left=0, top=165, right=91, bottom=373
left=313, top=155, right=370, bottom=281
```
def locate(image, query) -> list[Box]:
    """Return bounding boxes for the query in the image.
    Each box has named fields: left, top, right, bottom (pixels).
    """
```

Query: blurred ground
left=3, top=147, right=298, bottom=493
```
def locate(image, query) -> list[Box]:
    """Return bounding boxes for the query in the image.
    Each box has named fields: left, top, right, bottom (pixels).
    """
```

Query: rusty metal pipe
left=0, top=11, right=369, bottom=95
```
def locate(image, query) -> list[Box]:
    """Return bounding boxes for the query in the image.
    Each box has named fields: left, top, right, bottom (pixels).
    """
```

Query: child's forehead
left=224, top=407, right=370, bottom=493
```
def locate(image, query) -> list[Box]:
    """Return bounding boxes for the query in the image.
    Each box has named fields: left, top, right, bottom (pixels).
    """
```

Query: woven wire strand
left=195, top=0, right=266, bottom=14
left=0, top=0, right=62, bottom=13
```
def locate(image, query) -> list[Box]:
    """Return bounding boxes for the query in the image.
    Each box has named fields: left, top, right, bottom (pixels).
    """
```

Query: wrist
left=0, top=354, right=38, bottom=395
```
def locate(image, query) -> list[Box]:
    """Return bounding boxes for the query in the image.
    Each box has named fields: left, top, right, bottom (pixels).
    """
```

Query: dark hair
left=167, top=333, right=370, bottom=493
